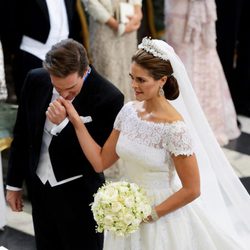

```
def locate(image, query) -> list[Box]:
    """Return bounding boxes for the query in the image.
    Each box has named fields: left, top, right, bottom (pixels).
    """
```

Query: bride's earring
left=159, top=86, right=165, bottom=97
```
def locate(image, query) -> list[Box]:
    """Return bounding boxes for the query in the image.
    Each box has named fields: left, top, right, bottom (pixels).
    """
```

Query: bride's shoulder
left=116, top=101, right=135, bottom=120
left=162, top=102, right=184, bottom=124
left=120, top=101, right=135, bottom=112
left=121, top=100, right=140, bottom=113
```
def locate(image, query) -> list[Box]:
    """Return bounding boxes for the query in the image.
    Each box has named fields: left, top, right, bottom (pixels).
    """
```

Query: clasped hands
left=46, top=97, right=79, bottom=125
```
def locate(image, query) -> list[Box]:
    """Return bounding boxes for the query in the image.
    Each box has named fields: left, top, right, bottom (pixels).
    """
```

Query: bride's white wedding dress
left=103, top=101, right=245, bottom=250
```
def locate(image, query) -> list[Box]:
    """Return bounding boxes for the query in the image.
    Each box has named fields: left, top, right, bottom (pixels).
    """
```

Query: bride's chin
left=135, top=96, right=144, bottom=102
left=134, top=94, right=144, bottom=101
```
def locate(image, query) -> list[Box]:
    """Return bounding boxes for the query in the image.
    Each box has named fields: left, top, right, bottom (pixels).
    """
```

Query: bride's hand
left=142, top=215, right=153, bottom=224
left=58, top=97, right=82, bottom=128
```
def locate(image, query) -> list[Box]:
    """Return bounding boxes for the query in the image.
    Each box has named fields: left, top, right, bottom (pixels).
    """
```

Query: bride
left=49, top=37, right=250, bottom=249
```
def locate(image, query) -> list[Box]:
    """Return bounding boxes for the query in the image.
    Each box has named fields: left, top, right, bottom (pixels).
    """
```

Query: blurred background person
left=137, top=0, right=165, bottom=41
left=164, top=0, right=240, bottom=146
left=0, top=40, right=7, bottom=231
left=85, top=0, right=142, bottom=102
left=0, top=41, right=7, bottom=101
left=1, top=0, right=85, bottom=103
left=215, top=0, right=250, bottom=117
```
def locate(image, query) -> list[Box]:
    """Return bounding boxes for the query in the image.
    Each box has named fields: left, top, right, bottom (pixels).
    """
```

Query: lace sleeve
left=113, top=111, right=122, bottom=131
left=164, top=121, right=194, bottom=156
left=113, top=102, right=128, bottom=131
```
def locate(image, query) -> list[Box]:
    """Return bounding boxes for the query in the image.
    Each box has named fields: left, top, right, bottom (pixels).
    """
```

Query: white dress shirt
left=20, top=0, right=69, bottom=60
left=36, top=89, right=83, bottom=187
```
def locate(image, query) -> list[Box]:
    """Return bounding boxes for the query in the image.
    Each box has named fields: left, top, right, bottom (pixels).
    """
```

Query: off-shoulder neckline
left=128, top=101, right=185, bottom=126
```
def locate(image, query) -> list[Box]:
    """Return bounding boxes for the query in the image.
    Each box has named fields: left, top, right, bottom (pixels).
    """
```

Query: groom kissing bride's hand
left=6, top=38, right=124, bottom=250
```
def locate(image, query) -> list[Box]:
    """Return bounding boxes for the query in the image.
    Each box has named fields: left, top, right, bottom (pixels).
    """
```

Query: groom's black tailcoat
left=7, top=66, right=124, bottom=250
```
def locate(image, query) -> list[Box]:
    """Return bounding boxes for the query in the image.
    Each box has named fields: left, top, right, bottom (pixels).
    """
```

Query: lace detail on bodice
left=114, top=102, right=194, bottom=156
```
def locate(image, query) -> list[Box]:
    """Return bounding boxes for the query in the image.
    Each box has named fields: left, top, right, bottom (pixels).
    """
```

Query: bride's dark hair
left=132, top=49, right=179, bottom=100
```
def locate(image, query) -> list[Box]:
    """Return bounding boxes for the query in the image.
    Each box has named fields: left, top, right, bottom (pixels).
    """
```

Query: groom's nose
left=59, top=91, right=70, bottom=100
left=62, top=92, right=75, bottom=101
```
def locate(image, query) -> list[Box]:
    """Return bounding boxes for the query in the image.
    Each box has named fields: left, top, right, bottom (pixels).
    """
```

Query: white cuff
left=50, top=116, right=92, bottom=136
left=6, top=185, right=22, bottom=191
left=51, top=118, right=69, bottom=136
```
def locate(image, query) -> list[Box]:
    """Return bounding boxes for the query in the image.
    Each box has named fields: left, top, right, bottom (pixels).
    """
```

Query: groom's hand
left=6, top=190, right=23, bottom=212
left=46, top=99, right=67, bottom=125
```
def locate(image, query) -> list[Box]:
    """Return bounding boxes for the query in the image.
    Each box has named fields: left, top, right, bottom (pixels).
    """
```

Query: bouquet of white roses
left=91, top=181, right=152, bottom=236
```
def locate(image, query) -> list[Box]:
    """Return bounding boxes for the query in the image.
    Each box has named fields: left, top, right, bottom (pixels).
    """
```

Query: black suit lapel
left=64, top=0, right=74, bottom=24
left=35, top=0, right=49, bottom=22
left=34, top=85, right=53, bottom=138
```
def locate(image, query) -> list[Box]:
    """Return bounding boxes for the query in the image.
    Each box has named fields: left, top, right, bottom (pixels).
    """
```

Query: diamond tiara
left=138, top=37, right=170, bottom=62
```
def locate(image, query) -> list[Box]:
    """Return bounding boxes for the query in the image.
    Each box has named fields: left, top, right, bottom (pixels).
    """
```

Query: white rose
left=118, top=185, right=130, bottom=193
left=122, top=213, right=134, bottom=225
left=111, top=201, right=123, bottom=213
left=108, top=187, right=119, bottom=197
left=101, top=188, right=119, bottom=202
left=124, top=196, right=135, bottom=208
left=131, top=218, right=141, bottom=226
left=130, top=183, right=139, bottom=192
left=103, top=215, right=114, bottom=226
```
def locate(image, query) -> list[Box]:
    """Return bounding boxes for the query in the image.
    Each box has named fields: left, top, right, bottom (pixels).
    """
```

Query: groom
left=6, top=39, right=124, bottom=250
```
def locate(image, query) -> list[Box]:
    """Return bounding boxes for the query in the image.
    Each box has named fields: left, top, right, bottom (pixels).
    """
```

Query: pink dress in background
left=165, top=0, right=240, bottom=145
